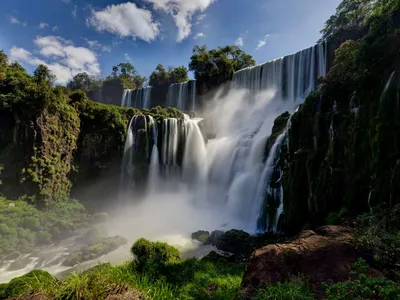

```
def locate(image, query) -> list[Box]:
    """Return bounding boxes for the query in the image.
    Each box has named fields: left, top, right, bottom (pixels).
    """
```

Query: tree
left=0, top=50, right=8, bottom=81
left=67, top=72, right=103, bottom=92
left=108, top=62, right=147, bottom=89
left=149, top=64, right=189, bottom=88
left=189, top=44, right=255, bottom=88
left=33, top=65, right=56, bottom=84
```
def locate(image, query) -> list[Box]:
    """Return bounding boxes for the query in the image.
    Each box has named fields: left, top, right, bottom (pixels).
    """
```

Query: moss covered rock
left=191, top=230, right=210, bottom=243
left=215, top=230, right=251, bottom=255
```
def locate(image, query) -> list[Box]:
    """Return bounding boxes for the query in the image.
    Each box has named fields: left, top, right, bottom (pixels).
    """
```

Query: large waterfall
left=121, top=43, right=327, bottom=233
left=121, top=87, right=152, bottom=109
left=167, top=81, right=197, bottom=111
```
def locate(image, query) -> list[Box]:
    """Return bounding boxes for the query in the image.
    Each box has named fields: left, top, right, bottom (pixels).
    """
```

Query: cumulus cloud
left=52, top=26, right=59, bottom=32
left=39, top=22, right=49, bottom=29
left=144, top=0, right=216, bottom=42
left=235, top=31, right=248, bottom=47
left=256, top=34, right=270, bottom=50
left=87, top=2, right=160, bottom=42
left=193, top=32, right=205, bottom=39
left=72, top=5, right=78, bottom=18
left=9, top=36, right=101, bottom=85
left=124, top=53, right=133, bottom=62
left=84, top=38, right=112, bottom=52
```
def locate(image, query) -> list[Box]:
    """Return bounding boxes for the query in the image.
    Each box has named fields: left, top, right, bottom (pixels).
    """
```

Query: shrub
left=323, top=258, right=400, bottom=299
left=325, top=212, right=341, bottom=225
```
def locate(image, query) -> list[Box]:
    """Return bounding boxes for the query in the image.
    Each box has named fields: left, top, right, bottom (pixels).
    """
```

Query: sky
left=0, top=0, right=341, bottom=85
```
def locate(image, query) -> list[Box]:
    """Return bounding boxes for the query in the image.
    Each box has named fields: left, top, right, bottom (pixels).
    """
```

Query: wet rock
left=191, top=230, right=210, bottom=243
left=241, top=229, right=358, bottom=296
left=7, top=256, right=32, bottom=271
left=215, top=229, right=251, bottom=255
left=204, top=230, right=224, bottom=245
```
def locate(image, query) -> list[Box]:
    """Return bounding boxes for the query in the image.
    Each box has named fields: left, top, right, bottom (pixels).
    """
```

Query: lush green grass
left=254, top=281, right=315, bottom=300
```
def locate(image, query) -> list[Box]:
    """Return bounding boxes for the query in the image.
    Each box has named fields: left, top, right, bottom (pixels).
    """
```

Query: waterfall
left=120, top=115, right=148, bottom=190
left=167, top=81, right=196, bottom=111
left=162, top=118, right=179, bottom=178
left=232, top=43, right=326, bottom=101
left=182, top=114, right=207, bottom=189
left=148, top=116, right=160, bottom=193
left=121, top=87, right=152, bottom=109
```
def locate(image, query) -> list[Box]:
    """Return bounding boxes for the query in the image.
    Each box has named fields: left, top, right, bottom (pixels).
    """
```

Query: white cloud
left=84, top=39, right=112, bottom=52
left=9, top=36, right=101, bottom=85
left=52, top=26, right=59, bottom=32
left=256, top=34, right=270, bottom=50
left=124, top=53, right=133, bottom=62
left=235, top=31, right=248, bottom=47
left=10, top=16, right=20, bottom=24
left=193, top=32, right=205, bottom=39
left=144, top=0, right=216, bottom=42
left=72, top=5, right=77, bottom=18
left=88, top=2, right=160, bottom=42
left=39, top=22, right=49, bottom=29
left=10, top=47, right=46, bottom=66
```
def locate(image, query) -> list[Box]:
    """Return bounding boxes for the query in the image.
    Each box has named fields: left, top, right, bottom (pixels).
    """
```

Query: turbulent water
left=1, top=43, right=327, bottom=283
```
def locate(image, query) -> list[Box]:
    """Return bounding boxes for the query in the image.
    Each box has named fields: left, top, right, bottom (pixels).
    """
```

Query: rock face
left=241, top=226, right=357, bottom=295
left=191, top=230, right=210, bottom=243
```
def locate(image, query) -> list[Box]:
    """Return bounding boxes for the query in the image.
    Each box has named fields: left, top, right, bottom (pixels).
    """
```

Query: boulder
left=191, top=230, right=210, bottom=243
left=215, top=230, right=251, bottom=255
left=241, top=227, right=358, bottom=295
left=204, top=230, right=224, bottom=245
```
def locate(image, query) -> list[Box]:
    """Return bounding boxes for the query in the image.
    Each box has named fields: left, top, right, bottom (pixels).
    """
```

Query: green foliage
left=355, top=208, right=400, bottom=272
left=64, top=236, right=127, bottom=266
left=326, top=212, right=341, bottom=225
left=323, top=258, right=400, bottom=299
left=0, top=270, right=57, bottom=299
left=0, top=50, right=8, bottom=81
left=189, top=44, right=255, bottom=91
left=149, top=64, right=189, bottom=88
left=67, top=72, right=103, bottom=92
left=254, top=281, right=315, bottom=300
left=107, top=62, right=147, bottom=89
left=0, top=196, right=87, bottom=255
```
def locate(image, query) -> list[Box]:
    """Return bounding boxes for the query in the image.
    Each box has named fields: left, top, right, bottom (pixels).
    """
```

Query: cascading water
left=121, top=87, right=152, bottom=109
left=148, top=116, right=160, bottom=193
left=206, top=43, right=327, bottom=232
left=167, top=81, right=197, bottom=111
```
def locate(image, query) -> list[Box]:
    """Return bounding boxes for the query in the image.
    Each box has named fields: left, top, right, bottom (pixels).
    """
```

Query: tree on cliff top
left=67, top=72, right=103, bottom=92
left=148, top=64, right=189, bottom=88
left=189, top=45, right=255, bottom=88
left=107, top=62, right=147, bottom=90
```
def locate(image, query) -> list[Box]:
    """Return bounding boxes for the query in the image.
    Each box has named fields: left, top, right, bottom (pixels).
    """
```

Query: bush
left=325, top=212, right=341, bottom=225
left=0, top=270, right=57, bottom=299
left=323, top=258, right=400, bottom=299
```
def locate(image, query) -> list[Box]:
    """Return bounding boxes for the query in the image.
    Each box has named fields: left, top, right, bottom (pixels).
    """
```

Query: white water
left=148, top=116, right=160, bottom=193
left=121, top=87, right=152, bottom=109
left=167, top=81, right=196, bottom=111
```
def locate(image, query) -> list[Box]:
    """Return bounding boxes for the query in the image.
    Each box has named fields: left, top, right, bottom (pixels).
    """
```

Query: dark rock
left=215, top=229, right=251, bottom=255
left=7, top=256, right=32, bottom=271
left=3, top=251, right=21, bottom=261
left=241, top=229, right=359, bottom=296
left=204, top=230, right=224, bottom=245
left=191, top=230, right=210, bottom=243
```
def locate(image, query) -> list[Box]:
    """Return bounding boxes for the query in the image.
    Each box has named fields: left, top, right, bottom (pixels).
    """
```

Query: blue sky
left=1, top=0, right=341, bottom=84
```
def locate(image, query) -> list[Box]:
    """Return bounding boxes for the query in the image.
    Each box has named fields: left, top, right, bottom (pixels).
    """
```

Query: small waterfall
left=182, top=114, right=207, bottom=188
left=120, top=115, right=148, bottom=190
left=162, top=118, right=179, bottom=178
left=121, top=87, right=152, bottom=109
left=148, top=116, right=160, bottom=193
left=167, top=81, right=196, bottom=111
